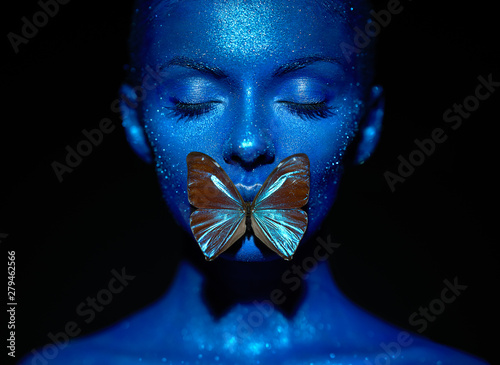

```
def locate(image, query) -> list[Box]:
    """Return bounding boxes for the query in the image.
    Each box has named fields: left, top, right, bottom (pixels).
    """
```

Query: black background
left=1, top=0, right=498, bottom=364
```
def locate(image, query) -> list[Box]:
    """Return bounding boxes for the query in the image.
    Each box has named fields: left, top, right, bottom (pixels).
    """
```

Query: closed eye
left=277, top=101, right=336, bottom=120
left=163, top=98, right=223, bottom=122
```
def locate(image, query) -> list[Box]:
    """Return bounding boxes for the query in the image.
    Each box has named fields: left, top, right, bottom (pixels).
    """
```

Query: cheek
left=273, top=112, right=361, bottom=232
left=141, top=87, right=364, bottom=234
left=307, top=160, right=343, bottom=234
left=141, top=107, right=228, bottom=232
left=154, top=149, right=191, bottom=232
left=141, top=100, right=224, bottom=150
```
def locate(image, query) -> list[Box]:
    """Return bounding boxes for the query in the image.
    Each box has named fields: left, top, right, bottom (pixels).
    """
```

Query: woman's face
left=125, top=0, right=379, bottom=261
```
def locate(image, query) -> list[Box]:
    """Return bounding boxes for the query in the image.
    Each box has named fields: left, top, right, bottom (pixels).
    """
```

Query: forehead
left=137, top=0, right=356, bottom=73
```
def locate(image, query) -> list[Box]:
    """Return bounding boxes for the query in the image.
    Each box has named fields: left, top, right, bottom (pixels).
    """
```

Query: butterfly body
left=242, top=202, right=252, bottom=217
left=187, top=152, right=310, bottom=261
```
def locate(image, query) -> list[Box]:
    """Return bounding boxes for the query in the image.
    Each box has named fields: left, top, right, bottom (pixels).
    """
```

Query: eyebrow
left=272, top=56, right=341, bottom=77
left=160, top=56, right=228, bottom=79
left=160, top=55, right=340, bottom=79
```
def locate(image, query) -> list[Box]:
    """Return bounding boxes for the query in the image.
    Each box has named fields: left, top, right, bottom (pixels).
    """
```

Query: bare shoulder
left=17, top=314, right=489, bottom=365
left=355, top=327, right=490, bottom=365
left=401, top=344, right=489, bottom=365
left=286, top=340, right=489, bottom=365
left=17, top=336, right=121, bottom=365
left=18, top=336, right=489, bottom=365
left=287, top=324, right=490, bottom=365
left=322, top=334, right=488, bottom=365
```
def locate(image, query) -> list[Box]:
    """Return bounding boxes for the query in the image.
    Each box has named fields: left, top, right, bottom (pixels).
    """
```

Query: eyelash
left=163, top=99, right=221, bottom=122
left=277, top=101, right=336, bottom=120
left=163, top=99, right=335, bottom=122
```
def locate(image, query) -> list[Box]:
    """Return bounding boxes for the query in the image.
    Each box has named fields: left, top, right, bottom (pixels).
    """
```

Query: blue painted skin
left=21, top=0, right=488, bottom=364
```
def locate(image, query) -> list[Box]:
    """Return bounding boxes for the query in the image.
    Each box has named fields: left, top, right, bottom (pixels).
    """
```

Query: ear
left=120, top=84, right=153, bottom=163
left=355, top=85, right=384, bottom=165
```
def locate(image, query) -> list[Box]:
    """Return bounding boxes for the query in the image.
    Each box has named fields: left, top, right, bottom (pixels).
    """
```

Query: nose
left=223, top=125, right=276, bottom=171
left=223, top=85, right=276, bottom=171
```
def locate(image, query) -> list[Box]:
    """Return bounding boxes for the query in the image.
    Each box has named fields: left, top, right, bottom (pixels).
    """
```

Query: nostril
left=225, top=152, right=275, bottom=171
left=224, top=152, right=240, bottom=166
left=254, top=153, right=275, bottom=167
left=222, top=128, right=276, bottom=171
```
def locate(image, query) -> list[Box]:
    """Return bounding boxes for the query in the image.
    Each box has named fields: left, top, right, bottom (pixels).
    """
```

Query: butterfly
left=186, top=152, right=310, bottom=261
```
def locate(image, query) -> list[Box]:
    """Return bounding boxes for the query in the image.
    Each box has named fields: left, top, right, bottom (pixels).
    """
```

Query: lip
left=220, top=181, right=280, bottom=262
left=234, top=182, right=262, bottom=202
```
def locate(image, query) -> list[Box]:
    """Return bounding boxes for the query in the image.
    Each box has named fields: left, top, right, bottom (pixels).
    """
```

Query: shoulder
left=286, top=338, right=489, bottom=365
left=290, top=316, right=490, bottom=365
left=18, top=335, right=489, bottom=365
left=345, top=332, right=489, bottom=365
left=385, top=339, right=489, bottom=365
left=17, top=335, right=120, bottom=365
left=18, top=320, right=139, bottom=365
left=354, top=323, right=490, bottom=365
left=363, top=336, right=489, bottom=365
left=18, top=314, right=489, bottom=365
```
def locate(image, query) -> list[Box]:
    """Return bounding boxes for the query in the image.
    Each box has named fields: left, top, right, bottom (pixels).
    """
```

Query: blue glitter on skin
left=124, top=0, right=381, bottom=261
left=18, top=1, right=489, bottom=364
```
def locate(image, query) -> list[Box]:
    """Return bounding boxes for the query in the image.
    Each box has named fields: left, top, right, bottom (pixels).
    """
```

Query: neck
left=180, top=234, right=349, bottom=312
left=156, top=252, right=353, bottom=357
left=196, top=256, right=311, bottom=317
left=179, top=231, right=346, bottom=311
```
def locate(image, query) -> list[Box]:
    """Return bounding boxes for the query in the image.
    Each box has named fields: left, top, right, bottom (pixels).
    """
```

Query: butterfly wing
left=187, top=152, right=246, bottom=260
left=251, top=209, right=308, bottom=260
left=250, top=154, right=310, bottom=260
left=187, top=152, right=244, bottom=210
left=252, top=154, right=310, bottom=211
left=190, top=209, right=246, bottom=261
